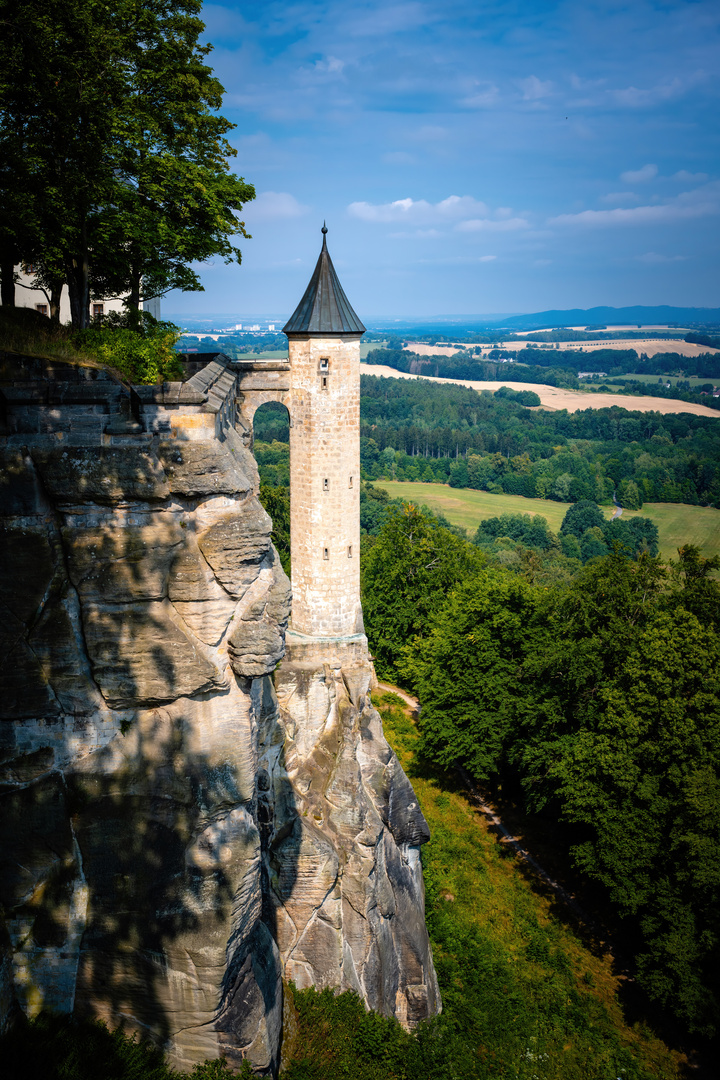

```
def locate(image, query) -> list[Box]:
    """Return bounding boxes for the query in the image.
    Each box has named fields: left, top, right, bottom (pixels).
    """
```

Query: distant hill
left=488, top=306, right=720, bottom=330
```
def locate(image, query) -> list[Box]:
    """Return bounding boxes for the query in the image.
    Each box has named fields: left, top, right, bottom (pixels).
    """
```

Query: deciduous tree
left=0, top=0, right=253, bottom=327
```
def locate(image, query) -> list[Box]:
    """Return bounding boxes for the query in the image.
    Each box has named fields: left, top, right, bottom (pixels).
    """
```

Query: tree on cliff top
left=0, top=0, right=254, bottom=327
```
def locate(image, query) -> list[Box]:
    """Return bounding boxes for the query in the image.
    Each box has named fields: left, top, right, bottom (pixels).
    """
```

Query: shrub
left=75, top=314, right=183, bottom=384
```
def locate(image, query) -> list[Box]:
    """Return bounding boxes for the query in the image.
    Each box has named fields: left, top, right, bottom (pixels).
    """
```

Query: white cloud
left=344, top=3, right=434, bottom=38
left=570, top=74, right=606, bottom=91
left=347, top=195, right=489, bottom=224
left=613, top=79, right=684, bottom=108
left=550, top=183, right=720, bottom=227
left=612, top=72, right=705, bottom=108
left=620, top=164, right=658, bottom=184
left=249, top=192, right=308, bottom=220
left=672, top=170, right=709, bottom=183
left=635, top=252, right=689, bottom=264
left=347, top=196, right=532, bottom=236
left=600, top=192, right=638, bottom=205
left=456, top=217, right=529, bottom=233
left=299, top=55, right=346, bottom=81
left=519, top=75, right=554, bottom=101
left=460, top=81, right=499, bottom=108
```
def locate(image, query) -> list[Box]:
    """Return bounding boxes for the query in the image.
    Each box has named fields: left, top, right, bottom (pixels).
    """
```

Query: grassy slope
left=373, top=691, right=684, bottom=1080
left=377, top=481, right=720, bottom=562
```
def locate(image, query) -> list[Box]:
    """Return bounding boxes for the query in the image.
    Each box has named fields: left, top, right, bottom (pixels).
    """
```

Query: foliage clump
left=75, top=313, right=184, bottom=384
left=0, top=305, right=183, bottom=384
left=360, top=501, right=720, bottom=1037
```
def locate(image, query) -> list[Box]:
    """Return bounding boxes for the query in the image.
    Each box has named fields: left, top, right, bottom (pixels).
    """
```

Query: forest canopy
left=360, top=501, right=720, bottom=1039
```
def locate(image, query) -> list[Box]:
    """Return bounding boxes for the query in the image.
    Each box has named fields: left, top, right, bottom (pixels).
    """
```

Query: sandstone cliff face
left=0, top=356, right=438, bottom=1073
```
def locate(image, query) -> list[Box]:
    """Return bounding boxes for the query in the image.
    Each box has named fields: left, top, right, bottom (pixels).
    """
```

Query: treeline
left=609, top=376, right=720, bottom=410
left=361, top=504, right=720, bottom=1039
left=364, top=346, right=582, bottom=387
left=254, top=376, right=720, bottom=507
left=365, top=345, right=720, bottom=383
left=686, top=331, right=720, bottom=351
left=179, top=332, right=288, bottom=357
left=359, top=375, right=720, bottom=507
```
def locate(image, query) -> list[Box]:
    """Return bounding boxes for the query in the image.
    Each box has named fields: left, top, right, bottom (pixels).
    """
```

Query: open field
left=361, top=363, right=720, bottom=418
left=614, top=373, right=717, bottom=388
left=553, top=338, right=719, bottom=357
left=618, top=502, right=720, bottom=562
left=513, top=324, right=693, bottom=335
left=377, top=480, right=720, bottom=561
left=404, top=338, right=718, bottom=358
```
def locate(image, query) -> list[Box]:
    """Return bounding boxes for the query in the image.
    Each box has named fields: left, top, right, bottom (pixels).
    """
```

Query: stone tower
left=283, top=225, right=366, bottom=649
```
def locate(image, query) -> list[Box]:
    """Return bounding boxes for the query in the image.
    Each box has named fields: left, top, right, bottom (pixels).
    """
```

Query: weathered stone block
left=0, top=776, right=75, bottom=910
left=30, top=447, right=169, bottom=504
left=228, top=621, right=285, bottom=678
left=197, top=500, right=272, bottom=597
left=157, top=440, right=252, bottom=498
left=80, top=600, right=226, bottom=707
left=64, top=517, right=185, bottom=603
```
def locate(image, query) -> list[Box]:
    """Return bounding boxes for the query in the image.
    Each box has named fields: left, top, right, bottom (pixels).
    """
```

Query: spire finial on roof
left=282, top=225, right=365, bottom=336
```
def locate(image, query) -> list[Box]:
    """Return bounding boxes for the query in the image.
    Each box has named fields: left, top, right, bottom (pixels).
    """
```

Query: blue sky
left=165, top=0, right=720, bottom=319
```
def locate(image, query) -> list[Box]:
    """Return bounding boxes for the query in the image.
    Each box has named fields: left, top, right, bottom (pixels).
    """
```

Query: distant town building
left=578, top=371, right=608, bottom=379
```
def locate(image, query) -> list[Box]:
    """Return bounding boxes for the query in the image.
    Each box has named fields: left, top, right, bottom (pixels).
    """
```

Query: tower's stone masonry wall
left=288, top=335, right=362, bottom=637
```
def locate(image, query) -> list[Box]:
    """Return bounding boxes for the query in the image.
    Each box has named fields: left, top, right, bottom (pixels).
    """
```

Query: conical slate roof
left=283, top=225, right=365, bottom=335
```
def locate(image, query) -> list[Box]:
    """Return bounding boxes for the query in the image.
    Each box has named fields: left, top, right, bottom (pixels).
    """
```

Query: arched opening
left=253, top=400, right=291, bottom=575
left=253, top=399, right=290, bottom=445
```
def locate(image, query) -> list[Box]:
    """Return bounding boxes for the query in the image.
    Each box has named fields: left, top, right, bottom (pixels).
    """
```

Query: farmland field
left=377, top=480, right=720, bottom=562
left=360, top=363, right=720, bottom=417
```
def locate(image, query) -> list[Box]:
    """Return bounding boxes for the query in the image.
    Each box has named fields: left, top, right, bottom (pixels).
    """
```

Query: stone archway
left=251, top=399, right=290, bottom=446
left=233, top=360, right=291, bottom=446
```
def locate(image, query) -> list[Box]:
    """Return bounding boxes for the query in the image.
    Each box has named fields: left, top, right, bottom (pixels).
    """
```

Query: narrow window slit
left=323, top=547, right=329, bottom=560
left=348, top=545, right=353, bottom=558
left=323, top=478, right=329, bottom=491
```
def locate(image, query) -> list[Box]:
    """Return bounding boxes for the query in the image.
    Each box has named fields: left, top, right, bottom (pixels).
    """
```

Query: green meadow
left=377, top=480, right=720, bottom=562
